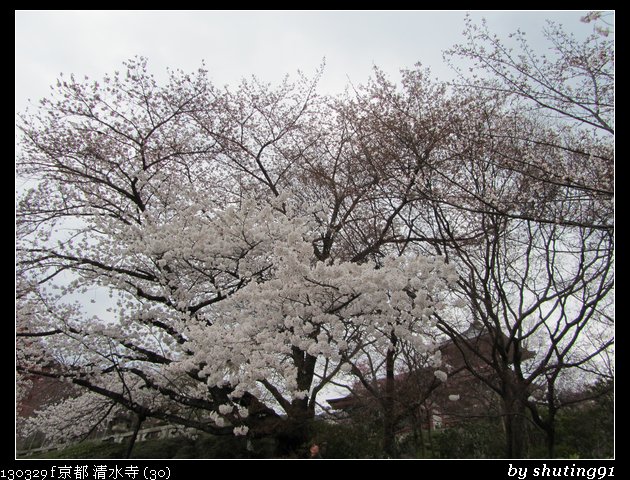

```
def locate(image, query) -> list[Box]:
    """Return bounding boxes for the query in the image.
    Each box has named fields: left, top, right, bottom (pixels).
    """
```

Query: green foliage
left=308, top=420, right=383, bottom=458
left=555, top=385, right=614, bottom=458
left=433, top=419, right=505, bottom=458
left=129, top=437, right=194, bottom=458
left=528, top=380, right=614, bottom=459
left=192, top=433, right=251, bottom=458
left=19, top=381, right=613, bottom=459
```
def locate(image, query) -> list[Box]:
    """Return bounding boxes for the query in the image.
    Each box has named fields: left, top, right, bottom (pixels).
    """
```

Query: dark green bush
left=554, top=398, right=614, bottom=458
left=129, top=437, right=192, bottom=458
left=193, top=433, right=250, bottom=458
left=432, top=419, right=505, bottom=458
left=308, top=420, right=382, bottom=458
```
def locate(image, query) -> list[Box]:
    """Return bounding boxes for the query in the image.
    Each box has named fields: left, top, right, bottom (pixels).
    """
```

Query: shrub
left=308, top=421, right=382, bottom=459
left=433, top=419, right=505, bottom=458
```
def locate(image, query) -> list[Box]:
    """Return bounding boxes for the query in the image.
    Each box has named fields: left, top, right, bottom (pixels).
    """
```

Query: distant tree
left=443, top=14, right=613, bottom=234
left=326, top=340, right=446, bottom=458
left=433, top=215, right=612, bottom=457
left=433, top=16, right=614, bottom=457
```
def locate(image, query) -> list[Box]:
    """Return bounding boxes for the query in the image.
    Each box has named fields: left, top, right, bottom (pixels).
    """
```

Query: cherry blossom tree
left=16, top=57, right=459, bottom=454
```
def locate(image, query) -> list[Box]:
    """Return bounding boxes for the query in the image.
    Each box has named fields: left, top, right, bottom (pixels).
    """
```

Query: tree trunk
left=382, top=344, right=397, bottom=458
left=503, top=396, right=527, bottom=458
left=125, top=413, right=145, bottom=459
left=272, top=348, right=318, bottom=456
left=545, top=379, right=558, bottom=458
left=426, top=407, right=433, bottom=455
left=411, top=408, right=425, bottom=458
left=272, top=396, right=315, bottom=457
left=546, top=424, right=556, bottom=458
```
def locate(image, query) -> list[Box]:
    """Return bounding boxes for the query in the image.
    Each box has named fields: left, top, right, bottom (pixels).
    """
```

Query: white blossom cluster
left=17, top=190, right=459, bottom=438
left=22, top=391, right=123, bottom=444
left=179, top=203, right=459, bottom=404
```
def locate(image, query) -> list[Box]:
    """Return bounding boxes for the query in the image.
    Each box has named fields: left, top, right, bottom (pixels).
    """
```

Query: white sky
left=15, top=10, right=600, bottom=115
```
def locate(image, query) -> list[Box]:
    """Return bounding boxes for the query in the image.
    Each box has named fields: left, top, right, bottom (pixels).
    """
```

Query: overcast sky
left=15, top=10, right=602, bottom=115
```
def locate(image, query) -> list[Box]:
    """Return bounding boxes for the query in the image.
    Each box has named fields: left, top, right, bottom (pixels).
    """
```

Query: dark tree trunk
left=411, top=408, right=425, bottom=457
left=504, top=412, right=526, bottom=458
left=272, top=348, right=317, bottom=456
left=546, top=423, right=556, bottom=458
left=382, top=344, right=397, bottom=458
left=426, top=407, right=433, bottom=454
left=502, top=393, right=527, bottom=458
left=275, top=402, right=314, bottom=457
left=545, top=378, right=558, bottom=458
left=125, top=413, right=145, bottom=459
